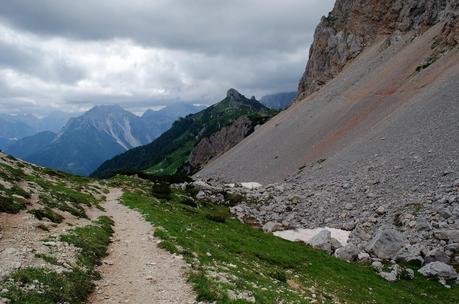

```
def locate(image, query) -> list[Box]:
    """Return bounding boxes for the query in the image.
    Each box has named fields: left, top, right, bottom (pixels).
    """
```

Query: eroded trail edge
left=89, top=188, right=195, bottom=304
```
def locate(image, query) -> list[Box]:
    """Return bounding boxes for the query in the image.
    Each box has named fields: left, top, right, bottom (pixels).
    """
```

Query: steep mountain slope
left=199, top=1, right=459, bottom=184
left=260, top=91, right=297, bottom=110
left=25, top=105, right=156, bottom=176
left=297, top=0, right=459, bottom=99
left=196, top=0, right=459, bottom=287
left=92, top=89, right=275, bottom=178
left=5, top=131, right=57, bottom=160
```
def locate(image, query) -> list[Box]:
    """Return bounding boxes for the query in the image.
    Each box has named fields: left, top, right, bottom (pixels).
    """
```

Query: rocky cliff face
left=298, top=0, right=458, bottom=99
left=185, top=116, right=254, bottom=174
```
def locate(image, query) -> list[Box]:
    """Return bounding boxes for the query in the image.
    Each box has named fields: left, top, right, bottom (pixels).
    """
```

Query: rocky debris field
left=187, top=170, right=459, bottom=287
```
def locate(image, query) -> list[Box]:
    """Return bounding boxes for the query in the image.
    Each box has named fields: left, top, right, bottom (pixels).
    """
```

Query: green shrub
left=0, top=195, right=25, bottom=213
left=184, top=184, right=199, bottom=197
left=178, top=197, right=197, bottom=207
left=60, top=203, right=88, bottom=218
left=224, top=192, right=245, bottom=206
left=269, top=269, right=287, bottom=283
left=158, top=240, right=178, bottom=254
left=205, top=206, right=229, bottom=223
left=30, top=207, right=64, bottom=223
left=10, top=185, right=31, bottom=199
left=151, top=183, right=171, bottom=200
left=153, top=228, right=170, bottom=240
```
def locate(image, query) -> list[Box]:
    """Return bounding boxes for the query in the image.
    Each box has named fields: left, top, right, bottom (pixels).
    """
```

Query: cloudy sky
left=0, top=0, right=334, bottom=115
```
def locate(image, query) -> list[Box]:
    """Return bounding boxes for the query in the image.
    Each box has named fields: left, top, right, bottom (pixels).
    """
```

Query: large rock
left=418, top=262, right=458, bottom=280
left=378, top=264, right=403, bottom=282
left=434, top=230, right=459, bottom=243
left=262, top=222, right=282, bottom=233
left=425, top=248, right=450, bottom=264
left=334, top=244, right=359, bottom=262
left=366, top=229, right=405, bottom=260
left=309, top=230, right=332, bottom=254
left=396, top=244, right=424, bottom=266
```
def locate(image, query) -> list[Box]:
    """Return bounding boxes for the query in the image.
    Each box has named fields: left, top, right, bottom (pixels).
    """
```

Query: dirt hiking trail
left=88, top=188, right=195, bottom=304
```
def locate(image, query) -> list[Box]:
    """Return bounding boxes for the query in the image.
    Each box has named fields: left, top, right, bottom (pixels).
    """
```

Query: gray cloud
left=0, top=41, right=86, bottom=84
left=0, top=0, right=332, bottom=54
left=0, top=0, right=335, bottom=115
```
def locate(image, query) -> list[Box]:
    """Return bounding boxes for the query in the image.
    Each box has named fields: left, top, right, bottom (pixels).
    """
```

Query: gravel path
left=89, top=188, right=195, bottom=304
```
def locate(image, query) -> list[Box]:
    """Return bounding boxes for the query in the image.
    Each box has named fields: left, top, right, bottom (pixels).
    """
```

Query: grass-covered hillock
left=114, top=175, right=459, bottom=304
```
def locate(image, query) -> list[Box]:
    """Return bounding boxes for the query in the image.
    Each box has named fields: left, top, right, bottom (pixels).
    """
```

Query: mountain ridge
left=6, top=103, right=204, bottom=176
left=92, top=89, right=275, bottom=178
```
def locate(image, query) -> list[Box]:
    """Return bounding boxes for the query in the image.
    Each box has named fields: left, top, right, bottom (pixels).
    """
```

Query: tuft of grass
left=9, top=185, right=31, bottom=199
left=35, top=185, right=94, bottom=219
left=184, top=184, right=199, bottom=197
left=0, top=163, right=26, bottom=179
left=269, top=270, right=287, bottom=283
left=205, top=206, right=230, bottom=223
left=29, top=207, right=64, bottom=223
left=153, top=228, right=171, bottom=240
left=0, top=267, right=92, bottom=304
left=188, top=270, right=228, bottom=302
left=158, top=240, right=178, bottom=254
left=178, top=197, right=198, bottom=208
left=35, top=253, right=62, bottom=267
left=60, top=216, right=114, bottom=269
left=0, top=195, right=25, bottom=213
left=223, top=192, right=245, bottom=206
left=151, top=182, right=172, bottom=200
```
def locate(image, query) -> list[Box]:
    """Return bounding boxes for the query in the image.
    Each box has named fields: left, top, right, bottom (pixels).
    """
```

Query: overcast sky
left=0, top=0, right=334, bottom=115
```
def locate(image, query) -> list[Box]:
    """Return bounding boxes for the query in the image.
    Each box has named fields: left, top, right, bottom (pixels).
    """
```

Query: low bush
left=205, top=206, right=229, bottom=223
left=151, top=183, right=172, bottom=200
left=29, top=207, right=64, bottom=223
left=0, top=195, right=25, bottom=213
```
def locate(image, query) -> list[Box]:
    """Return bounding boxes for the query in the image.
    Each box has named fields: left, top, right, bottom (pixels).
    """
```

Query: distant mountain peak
left=88, top=104, right=125, bottom=115
left=226, top=88, right=243, bottom=100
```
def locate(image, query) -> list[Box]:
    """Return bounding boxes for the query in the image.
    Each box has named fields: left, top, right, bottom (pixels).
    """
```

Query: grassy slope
left=0, top=157, right=103, bottom=217
left=116, top=177, right=458, bottom=304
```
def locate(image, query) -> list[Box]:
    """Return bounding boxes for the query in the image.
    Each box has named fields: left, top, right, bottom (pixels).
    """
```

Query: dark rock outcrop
left=185, top=116, right=255, bottom=173
left=297, top=0, right=458, bottom=99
